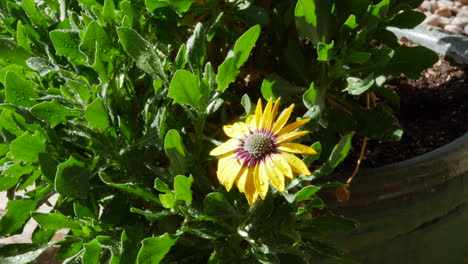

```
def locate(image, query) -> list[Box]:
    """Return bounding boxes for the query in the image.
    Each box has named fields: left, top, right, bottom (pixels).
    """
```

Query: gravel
left=418, top=0, right=468, bottom=35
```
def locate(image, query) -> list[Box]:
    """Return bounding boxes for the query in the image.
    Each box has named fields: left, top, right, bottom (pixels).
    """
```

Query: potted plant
left=0, top=0, right=453, bottom=263
left=324, top=26, right=468, bottom=263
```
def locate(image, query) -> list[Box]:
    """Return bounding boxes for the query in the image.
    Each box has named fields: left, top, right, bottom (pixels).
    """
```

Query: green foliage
left=0, top=0, right=436, bottom=263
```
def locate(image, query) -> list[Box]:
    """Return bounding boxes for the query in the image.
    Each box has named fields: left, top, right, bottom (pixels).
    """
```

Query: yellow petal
left=261, top=98, right=273, bottom=130
left=265, top=157, right=285, bottom=192
left=254, top=99, right=262, bottom=130
left=280, top=152, right=311, bottom=175
left=236, top=167, right=249, bottom=193
left=256, top=162, right=269, bottom=199
left=209, top=139, right=241, bottom=156
left=278, top=118, right=311, bottom=135
left=217, top=153, right=242, bottom=191
left=278, top=143, right=317, bottom=155
left=223, top=122, right=250, bottom=139
left=276, top=130, right=309, bottom=144
left=272, top=104, right=295, bottom=134
left=269, top=153, right=293, bottom=179
left=244, top=168, right=257, bottom=205
left=266, top=97, right=281, bottom=130
left=246, top=115, right=256, bottom=132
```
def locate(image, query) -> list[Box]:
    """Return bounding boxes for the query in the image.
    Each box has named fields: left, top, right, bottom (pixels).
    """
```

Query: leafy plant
left=0, top=0, right=435, bottom=263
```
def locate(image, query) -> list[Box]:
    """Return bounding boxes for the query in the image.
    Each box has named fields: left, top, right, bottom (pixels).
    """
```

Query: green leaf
left=386, top=46, right=438, bottom=79
left=99, top=172, right=161, bottom=203
left=303, top=81, right=317, bottom=109
left=295, top=0, right=319, bottom=43
left=4, top=71, right=37, bottom=107
left=18, top=169, right=41, bottom=190
left=317, top=41, right=334, bottom=61
left=0, top=242, right=55, bottom=264
left=0, top=199, right=37, bottom=235
left=38, top=153, right=59, bottom=183
left=154, top=178, right=170, bottom=193
left=31, top=100, right=75, bottom=127
left=328, top=133, right=353, bottom=168
left=159, top=193, right=176, bottom=209
left=32, top=228, right=56, bottom=243
left=101, top=0, right=115, bottom=24
left=303, top=142, right=321, bottom=166
left=174, top=44, right=187, bottom=70
left=32, top=212, right=82, bottom=230
left=371, top=0, right=390, bottom=19
left=174, top=175, right=193, bottom=205
left=343, top=75, right=374, bottom=95
left=296, top=196, right=325, bottom=215
left=345, top=51, right=372, bottom=64
left=185, top=23, right=206, bottom=75
left=95, top=236, right=121, bottom=263
left=295, top=0, right=317, bottom=26
left=79, top=21, right=113, bottom=63
left=294, top=185, right=320, bottom=202
left=164, top=129, right=185, bottom=156
left=56, top=240, right=84, bottom=260
left=261, top=73, right=305, bottom=100
left=16, top=21, right=30, bottom=51
left=216, top=57, right=239, bottom=92
left=356, top=105, right=403, bottom=142
left=241, top=93, right=251, bottom=116
left=26, top=57, right=56, bottom=76
left=121, top=227, right=144, bottom=264
left=68, top=80, right=91, bottom=103
left=168, top=70, right=203, bottom=109
left=204, top=192, right=235, bottom=217
left=22, top=0, right=51, bottom=28
left=130, top=208, right=171, bottom=221
left=206, top=98, right=224, bottom=115
left=164, top=130, right=186, bottom=176
left=86, top=97, right=109, bottom=130
left=137, top=233, right=178, bottom=264
left=117, top=27, right=167, bottom=84
left=10, top=132, right=46, bottom=162
left=388, top=10, right=426, bottom=29
left=55, top=155, right=90, bottom=198
left=145, top=0, right=193, bottom=14
left=233, top=25, right=260, bottom=68
left=50, top=30, right=86, bottom=62
left=83, top=240, right=102, bottom=264
left=0, top=38, right=31, bottom=66
left=0, top=162, right=33, bottom=191
left=0, top=65, right=23, bottom=85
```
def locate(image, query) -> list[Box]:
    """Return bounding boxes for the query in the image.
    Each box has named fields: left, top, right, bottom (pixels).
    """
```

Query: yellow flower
left=209, top=98, right=316, bottom=205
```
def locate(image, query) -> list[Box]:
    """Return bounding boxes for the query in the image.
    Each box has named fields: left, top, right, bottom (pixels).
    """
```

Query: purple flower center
left=236, top=131, right=277, bottom=167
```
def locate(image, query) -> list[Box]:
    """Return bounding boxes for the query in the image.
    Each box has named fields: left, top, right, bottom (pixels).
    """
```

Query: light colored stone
left=457, top=10, right=468, bottom=17
left=421, top=0, right=433, bottom=12
left=452, top=16, right=468, bottom=27
left=444, top=24, right=464, bottom=34
left=436, top=7, right=453, bottom=17
left=438, top=0, right=454, bottom=9
left=464, top=25, right=468, bottom=35
left=439, top=16, right=453, bottom=26
left=454, top=1, right=463, bottom=7
left=424, top=14, right=441, bottom=26
left=430, top=0, right=439, bottom=10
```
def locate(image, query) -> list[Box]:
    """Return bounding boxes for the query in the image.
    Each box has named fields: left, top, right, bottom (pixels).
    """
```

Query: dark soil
left=344, top=56, right=468, bottom=168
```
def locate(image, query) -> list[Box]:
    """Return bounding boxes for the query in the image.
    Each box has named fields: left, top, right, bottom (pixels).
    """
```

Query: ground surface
left=345, top=56, right=468, bottom=168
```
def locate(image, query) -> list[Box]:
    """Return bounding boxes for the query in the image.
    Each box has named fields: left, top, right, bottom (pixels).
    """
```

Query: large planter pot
left=327, top=133, right=468, bottom=264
